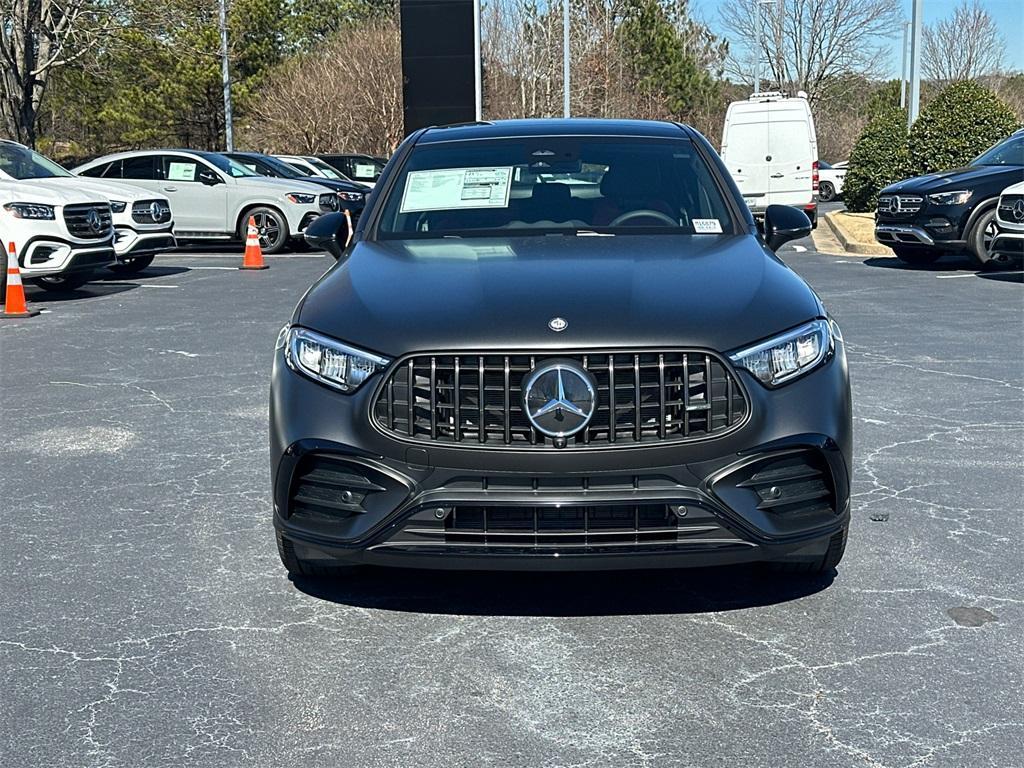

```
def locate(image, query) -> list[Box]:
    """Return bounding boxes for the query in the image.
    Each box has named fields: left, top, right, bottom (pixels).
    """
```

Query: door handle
left=770, top=174, right=784, bottom=179
left=163, top=186, right=178, bottom=192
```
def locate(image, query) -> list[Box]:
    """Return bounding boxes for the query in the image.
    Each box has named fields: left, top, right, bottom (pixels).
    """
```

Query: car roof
left=416, top=118, right=692, bottom=144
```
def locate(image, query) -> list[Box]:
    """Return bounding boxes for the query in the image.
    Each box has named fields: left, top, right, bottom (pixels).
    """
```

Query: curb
left=824, top=211, right=895, bottom=257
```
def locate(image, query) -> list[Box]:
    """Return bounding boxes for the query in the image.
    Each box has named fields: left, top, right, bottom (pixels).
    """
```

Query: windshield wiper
left=574, top=229, right=614, bottom=237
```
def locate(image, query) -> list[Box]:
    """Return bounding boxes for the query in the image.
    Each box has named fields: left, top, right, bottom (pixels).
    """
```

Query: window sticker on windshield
left=400, top=167, right=513, bottom=213
left=693, top=218, right=723, bottom=234
left=167, top=162, right=196, bottom=182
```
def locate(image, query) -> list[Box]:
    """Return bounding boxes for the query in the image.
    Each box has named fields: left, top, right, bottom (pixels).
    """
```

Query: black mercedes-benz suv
left=271, top=119, right=852, bottom=578
left=874, top=130, right=1024, bottom=267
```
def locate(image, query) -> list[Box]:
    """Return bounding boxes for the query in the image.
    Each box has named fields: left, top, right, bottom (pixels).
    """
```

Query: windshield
left=377, top=136, right=734, bottom=238
left=972, top=136, right=1024, bottom=167
left=202, top=153, right=258, bottom=177
left=306, top=157, right=345, bottom=180
left=0, top=143, right=73, bottom=180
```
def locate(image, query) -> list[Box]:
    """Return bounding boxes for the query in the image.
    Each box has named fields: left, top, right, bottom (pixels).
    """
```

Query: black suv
left=271, top=119, right=852, bottom=578
left=875, top=130, right=1024, bottom=266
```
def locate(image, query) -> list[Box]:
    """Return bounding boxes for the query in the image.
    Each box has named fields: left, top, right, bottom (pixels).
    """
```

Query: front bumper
left=113, top=225, right=177, bottom=259
left=270, top=343, right=853, bottom=571
left=990, top=226, right=1024, bottom=260
left=18, top=236, right=115, bottom=278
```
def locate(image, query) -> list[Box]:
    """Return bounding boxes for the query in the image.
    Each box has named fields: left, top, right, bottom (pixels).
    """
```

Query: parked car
left=818, top=161, right=846, bottom=202
left=274, top=155, right=358, bottom=184
left=1, top=141, right=175, bottom=275
left=224, top=152, right=369, bottom=213
left=1, top=140, right=115, bottom=293
left=721, top=92, right=819, bottom=227
left=990, top=180, right=1024, bottom=264
left=272, top=118, right=851, bottom=579
left=874, top=129, right=1024, bottom=267
left=75, top=150, right=337, bottom=254
left=317, top=154, right=386, bottom=187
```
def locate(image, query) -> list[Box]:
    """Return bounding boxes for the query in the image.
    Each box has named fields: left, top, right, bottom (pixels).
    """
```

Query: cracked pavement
left=1, top=245, right=1021, bottom=767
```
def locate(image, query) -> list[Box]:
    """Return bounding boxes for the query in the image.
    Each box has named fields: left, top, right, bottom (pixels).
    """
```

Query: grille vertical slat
left=373, top=350, right=747, bottom=449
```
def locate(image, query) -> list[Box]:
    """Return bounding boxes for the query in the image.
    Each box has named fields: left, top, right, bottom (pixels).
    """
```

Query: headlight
left=110, top=200, right=127, bottom=213
left=927, top=190, right=972, bottom=206
left=338, top=191, right=364, bottom=202
left=286, top=193, right=317, bottom=204
left=729, top=319, right=834, bottom=387
left=3, top=202, right=55, bottom=220
left=284, top=327, right=389, bottom=393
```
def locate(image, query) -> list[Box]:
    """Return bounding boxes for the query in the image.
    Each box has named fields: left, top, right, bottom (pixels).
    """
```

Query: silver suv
left=74, top=150, right=338, bottom=253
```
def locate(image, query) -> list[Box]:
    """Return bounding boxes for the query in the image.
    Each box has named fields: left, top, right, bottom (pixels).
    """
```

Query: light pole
left=908, top=0, right=922, bottom=128
left=218, top=0, right=233, bottom=150
left=900, top=21, right=910, bottom=109
left=473, top=0, right=482, bottom=121
left=753, top=0, right=774, bottom=95
left=563, top=0, right=570, bottom=117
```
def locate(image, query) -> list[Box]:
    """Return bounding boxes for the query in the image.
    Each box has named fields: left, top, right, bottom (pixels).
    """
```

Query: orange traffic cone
left=240, top=216, right=269, bottom=270
left=2, top=242, right=40, bottom=319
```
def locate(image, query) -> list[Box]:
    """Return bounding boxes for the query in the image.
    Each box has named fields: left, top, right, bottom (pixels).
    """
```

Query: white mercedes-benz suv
left=75, top=150, right=338, bottom=253
left=1, top=140, right=176, bottom=276
left=1, top=143, right=115, bottom=292
left=991, top=181, right=1024, bottom=264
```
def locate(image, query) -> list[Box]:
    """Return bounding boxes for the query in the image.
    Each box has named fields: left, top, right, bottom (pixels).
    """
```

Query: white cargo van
left=721, top=92, right=819, bottom=227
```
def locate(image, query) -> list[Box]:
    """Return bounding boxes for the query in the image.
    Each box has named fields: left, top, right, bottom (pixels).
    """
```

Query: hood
left=297, top=234, right=823, bottom=356
left=0, top=178, right=112, bottom=206
left=882, top=164, right=1023, bottom=195
left=234, top=175, right=328, bottom=196
left=37, top=176, right=160, bottom=203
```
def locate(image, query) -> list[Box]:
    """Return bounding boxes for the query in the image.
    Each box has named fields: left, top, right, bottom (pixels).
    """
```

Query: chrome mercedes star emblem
left=150, top=201, right=167, bottom=222
left=522, top=361, right=596, bottom=438
left=86, top=208, right=102, bottom=232
left=548, top=316, right=568, bottom=332
left=1013, top=199, right=1024, bottom=222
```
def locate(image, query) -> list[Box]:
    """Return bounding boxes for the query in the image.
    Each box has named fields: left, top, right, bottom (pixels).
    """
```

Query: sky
left=692, top=0, right=1024, bottom=79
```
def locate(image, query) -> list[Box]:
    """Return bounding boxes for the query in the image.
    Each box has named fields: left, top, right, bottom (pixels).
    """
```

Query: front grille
left=877, top=195, right=923, bottom=216
left=997, top=195, right=1024, bottom=223
left=373, top=351, right=748, bottom=449
left=131, top=199, right=171, bottom=224
left=63, top=203, right=113, bottom=239
left=385, top=502, right=742, bottom=550
left=319, top=193, right=339, bottom=211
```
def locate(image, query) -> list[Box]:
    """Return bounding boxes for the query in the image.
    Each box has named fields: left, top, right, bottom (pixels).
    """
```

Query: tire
left=109, top=254, right=155, bottom=274
left=34, top=272, right=92, bottom=291
left=276, top=531, right=355, bottom=578
left=769, top=526, right=848, bottom=575
left=240, top=207, right=289, bottom=254
left=966, top=206, right=997, bottom=267
left=892, top=246, right=942, bottom=265
left=819, top=181, right=836, bottom=202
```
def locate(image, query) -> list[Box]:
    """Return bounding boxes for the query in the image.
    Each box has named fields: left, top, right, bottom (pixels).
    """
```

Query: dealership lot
left=2, top=243, right=1022, bottom=767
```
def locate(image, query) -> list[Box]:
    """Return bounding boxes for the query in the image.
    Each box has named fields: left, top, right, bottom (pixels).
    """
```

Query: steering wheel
left=609, top=209, right=678, bottom=227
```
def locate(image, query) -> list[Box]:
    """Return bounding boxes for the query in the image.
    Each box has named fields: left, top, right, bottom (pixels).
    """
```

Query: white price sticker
left=400, top=167, right=513, bottom=213
left=692, top=218, right=723, bottom=234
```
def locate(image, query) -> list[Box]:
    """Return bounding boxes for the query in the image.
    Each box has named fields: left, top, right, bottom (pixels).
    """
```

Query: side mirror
left=304, top=211, right=353, bottom=261
left=763, top=204, right=812, bottom=251
left=199, top=169, right=222, bottom=186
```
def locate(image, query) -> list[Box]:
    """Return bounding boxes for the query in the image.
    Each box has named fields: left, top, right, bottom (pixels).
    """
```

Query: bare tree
left=719, top=0, right=900, bottom=101
left=242, top=21, right=403, bottom=156
left=0, top=0, right=127, bottom=146
left=922, top=0, right=1005, bottom=85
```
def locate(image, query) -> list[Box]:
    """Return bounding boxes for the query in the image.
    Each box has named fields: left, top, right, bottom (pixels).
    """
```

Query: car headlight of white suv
left=286, top=193, right=317, bottom=205
left=4, top=202, right=56, bottom=220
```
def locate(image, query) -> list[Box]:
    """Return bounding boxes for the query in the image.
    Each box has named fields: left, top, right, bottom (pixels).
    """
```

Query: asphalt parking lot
left=2, top=239, right=1022, bottom=767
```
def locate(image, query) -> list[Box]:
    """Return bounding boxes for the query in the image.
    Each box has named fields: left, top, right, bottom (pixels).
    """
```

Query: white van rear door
left=723, top=120, right=772, bottom=211
left=767, top=120, right=814, bottom=206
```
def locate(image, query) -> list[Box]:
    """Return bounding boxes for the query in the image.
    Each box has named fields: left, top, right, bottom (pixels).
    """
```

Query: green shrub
left=842, top=107, right=911, bottom=213
left=908, top=81, right=1019, bottom=173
